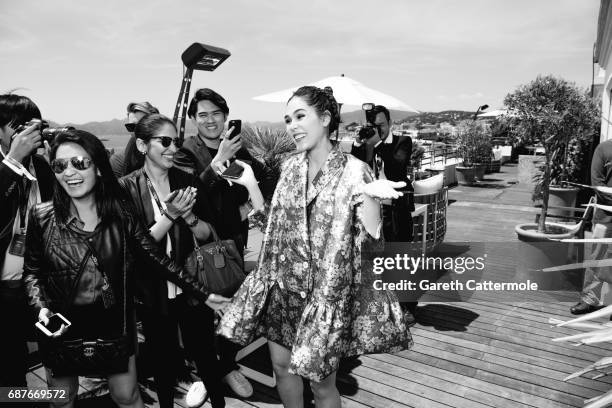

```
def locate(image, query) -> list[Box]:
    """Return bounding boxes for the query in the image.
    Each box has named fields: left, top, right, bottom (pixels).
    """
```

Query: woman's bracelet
left=186, top=214, right=199, bottom=228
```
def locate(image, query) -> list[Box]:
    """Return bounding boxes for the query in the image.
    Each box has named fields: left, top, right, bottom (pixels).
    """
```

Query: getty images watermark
left=362, top=242, right=587, bottom=302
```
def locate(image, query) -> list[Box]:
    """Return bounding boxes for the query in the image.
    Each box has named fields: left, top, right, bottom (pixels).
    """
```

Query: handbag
left=44, top=229, right=131, bottom=377
left=184, top=223, right=246, bottom=297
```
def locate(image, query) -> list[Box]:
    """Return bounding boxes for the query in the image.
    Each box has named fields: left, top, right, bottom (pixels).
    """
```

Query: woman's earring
left=140, top=150, right=147, bottom=156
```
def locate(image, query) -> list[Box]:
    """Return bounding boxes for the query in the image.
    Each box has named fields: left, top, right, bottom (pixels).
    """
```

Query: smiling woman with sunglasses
left=120, top=113, right=228, bottom=408
left=23, top=129, right=209, bottom=408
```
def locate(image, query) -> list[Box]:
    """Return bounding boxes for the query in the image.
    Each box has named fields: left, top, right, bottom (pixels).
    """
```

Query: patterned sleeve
left=352, top=162, right=383, bottom=241
left=351, top=161, right=384, bottom=286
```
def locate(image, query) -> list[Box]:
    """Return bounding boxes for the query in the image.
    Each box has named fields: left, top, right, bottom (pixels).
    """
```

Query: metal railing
left=419, top=144, right=459, bottom=168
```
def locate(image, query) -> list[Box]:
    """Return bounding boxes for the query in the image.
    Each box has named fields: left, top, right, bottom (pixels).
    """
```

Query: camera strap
left=144, top=171, right=169, bottom=217
left=8, top=177, right=31, bottom=257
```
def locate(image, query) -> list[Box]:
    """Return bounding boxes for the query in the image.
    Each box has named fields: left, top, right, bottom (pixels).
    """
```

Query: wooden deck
left=27, top=163, right=612, bottom=407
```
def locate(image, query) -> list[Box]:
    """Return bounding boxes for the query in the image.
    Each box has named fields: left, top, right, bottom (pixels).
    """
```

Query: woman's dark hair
left=125, top=114, right=176, bottom=171
left=0, top=93, right=41, bottom=128
left=288, top=86, right=340, bottom=134
left=187, top=88, right=229, bottom=118
left=374, top=105, right=391, bottom=123
left=134, top=113, right=177, bottom=144
left=50, top=129, right=126, bottom=224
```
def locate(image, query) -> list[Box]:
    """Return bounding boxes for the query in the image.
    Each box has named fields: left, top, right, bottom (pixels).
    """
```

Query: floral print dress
left=217, top=147, right=412, bottom=381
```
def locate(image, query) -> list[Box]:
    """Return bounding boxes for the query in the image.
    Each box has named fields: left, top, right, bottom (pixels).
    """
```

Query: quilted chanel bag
left=43, top=230, right=130, bottom=377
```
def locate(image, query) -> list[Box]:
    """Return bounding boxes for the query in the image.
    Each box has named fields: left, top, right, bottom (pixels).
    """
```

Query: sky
left=0, top=0, right=602, bottom=124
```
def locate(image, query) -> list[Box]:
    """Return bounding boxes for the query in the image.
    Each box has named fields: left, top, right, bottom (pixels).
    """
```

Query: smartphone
left=35, top=313, right=71, bottom=336
left=227, top=120, right=242, bottom=140
left=221, top=161, right=244, bottom=179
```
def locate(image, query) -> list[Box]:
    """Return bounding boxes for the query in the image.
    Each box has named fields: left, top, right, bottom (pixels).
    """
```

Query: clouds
left=438, top=92, right=485, bottom=101
left=0, top=0, right=600, bottom=123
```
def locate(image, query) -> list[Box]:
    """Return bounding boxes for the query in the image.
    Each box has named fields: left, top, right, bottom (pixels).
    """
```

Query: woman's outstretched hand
left=205, top=293, right=232, bottom=313
left=361, top=180, right=406, bottom=201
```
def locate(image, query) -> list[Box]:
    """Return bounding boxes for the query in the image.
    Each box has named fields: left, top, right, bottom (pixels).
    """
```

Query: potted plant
left=505, top=75, right=599, bottom=232
left=240, top=124, right=296, bottom=203
left=454, top=120, right=492, bottom=184
left=505, top=75, right=600, bottom=288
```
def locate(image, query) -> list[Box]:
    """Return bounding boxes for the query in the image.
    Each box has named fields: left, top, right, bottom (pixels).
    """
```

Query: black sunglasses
left=125, top=123, right=136, bottom=132
left=50, top=156, right=93, bottom=174
left=151, top=136, right=182, bottom=148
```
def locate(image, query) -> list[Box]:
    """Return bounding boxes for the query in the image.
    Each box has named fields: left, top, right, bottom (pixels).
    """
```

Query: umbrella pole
left=336, top=103, right=343, bottom=141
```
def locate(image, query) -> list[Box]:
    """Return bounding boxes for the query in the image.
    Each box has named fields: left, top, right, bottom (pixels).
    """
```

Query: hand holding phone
left=35, top=309, right=71, bottom=337
left=221, top=161, right=245, bottom=179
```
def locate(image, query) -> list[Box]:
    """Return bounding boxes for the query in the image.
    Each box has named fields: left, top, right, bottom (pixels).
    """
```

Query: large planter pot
left=515, top=223, right=584, bottom=291
left=456, top=166, right=476, bottom=185
left=547, top=186, right=579, bottom=218
left=473, top=163, right=486, bottom=181
left=487, top=159, right=501, bottom=173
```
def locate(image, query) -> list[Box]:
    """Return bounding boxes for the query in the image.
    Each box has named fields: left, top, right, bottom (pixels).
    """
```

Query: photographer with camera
left=0, top=93, right=55, bottom=387
left=350, top=104, right=418, bottom=325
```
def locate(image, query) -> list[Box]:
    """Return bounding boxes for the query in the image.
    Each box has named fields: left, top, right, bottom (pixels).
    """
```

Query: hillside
left=408, top=110, right=474, bottom=125
left=46, top=109, right=473, bottom=135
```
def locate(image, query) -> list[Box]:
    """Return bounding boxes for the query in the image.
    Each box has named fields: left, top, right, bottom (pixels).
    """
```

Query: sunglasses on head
left=151, top=136, right=182, bottom=148
left=50, top=156, right=93, bottom=174
left=125, top=123, right=136, bottom=132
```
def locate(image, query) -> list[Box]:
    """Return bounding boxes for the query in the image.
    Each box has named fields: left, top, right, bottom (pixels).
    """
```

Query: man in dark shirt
left=174, top=88, right=261, bottom=398
left=110, top=101, right=159, bottom=177
left=174, top=88, right=266, bottom=255
left=351, top=105, right=417, bottom=324
left=571, top=139, right=612, bottom=314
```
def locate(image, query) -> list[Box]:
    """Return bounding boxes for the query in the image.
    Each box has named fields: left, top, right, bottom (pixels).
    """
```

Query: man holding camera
left=0, top=94, right=54, bottom=387
left=350, top=104, right=418, bottom=324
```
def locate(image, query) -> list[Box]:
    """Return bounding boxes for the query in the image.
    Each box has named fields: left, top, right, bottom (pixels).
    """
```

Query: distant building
left=595, top=0, right=612, bottom=141
left=439, top=122, right=457, bottom=136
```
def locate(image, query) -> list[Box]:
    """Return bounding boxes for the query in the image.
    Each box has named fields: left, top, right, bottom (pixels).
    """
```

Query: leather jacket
left=119, top=167, right=213, bottom=313
left=22, top=201, right=208, bottom=317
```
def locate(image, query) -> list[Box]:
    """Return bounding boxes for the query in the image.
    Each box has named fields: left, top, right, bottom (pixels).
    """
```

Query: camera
left=358, top=103, right=380, bottom=142
left=13, top=119, right=74, bottom=143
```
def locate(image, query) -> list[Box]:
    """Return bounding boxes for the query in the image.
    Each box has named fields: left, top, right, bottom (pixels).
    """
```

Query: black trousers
left=0, top=283, right=29, bottom=387
left=141, top=294, right=225, bottom=408
left=382, top=203, right=417, bottom=315
left=382, top=198, right=414, bottom=243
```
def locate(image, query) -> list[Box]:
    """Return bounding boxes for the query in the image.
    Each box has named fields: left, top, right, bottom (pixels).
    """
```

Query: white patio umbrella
left=253, top=74, right=419, bottom=113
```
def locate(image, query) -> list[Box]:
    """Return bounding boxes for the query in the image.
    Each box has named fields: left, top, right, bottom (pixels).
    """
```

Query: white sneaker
left=223, top=370, right=253, bottom=398
left=185, top=381, right=207, bottom=408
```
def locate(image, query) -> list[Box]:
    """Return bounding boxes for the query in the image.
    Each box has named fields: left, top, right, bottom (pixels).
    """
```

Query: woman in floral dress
left=217, top=86, right=412, bottom=408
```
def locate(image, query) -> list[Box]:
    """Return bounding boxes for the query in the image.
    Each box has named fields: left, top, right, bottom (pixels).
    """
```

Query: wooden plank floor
left=27, top=163, right=612, bottom=407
